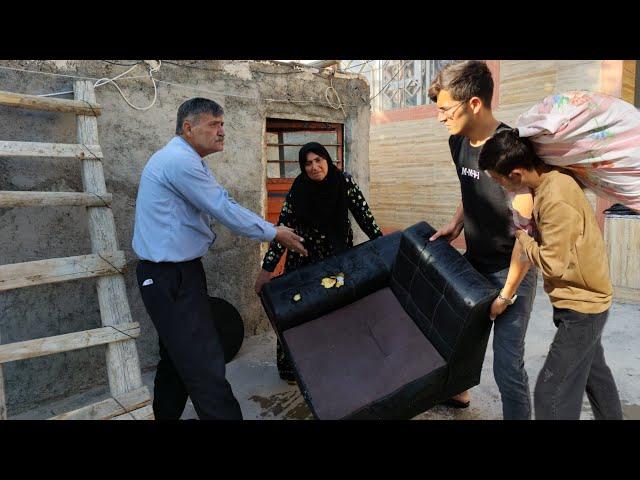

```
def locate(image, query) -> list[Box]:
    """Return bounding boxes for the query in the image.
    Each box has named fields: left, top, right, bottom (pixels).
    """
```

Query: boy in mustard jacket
left=478, top=128, right=623, bottom=420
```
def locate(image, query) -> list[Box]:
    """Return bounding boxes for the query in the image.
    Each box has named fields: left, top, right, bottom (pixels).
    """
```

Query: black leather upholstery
left=389, top=222, right=498, bottom=390
left=390, top=222, right=497, bottom=358
left=283, top=287, right=447, bottom=420
left=260, top=231, right=402, bottom=332
left=260, top=222, right=498, bottom=419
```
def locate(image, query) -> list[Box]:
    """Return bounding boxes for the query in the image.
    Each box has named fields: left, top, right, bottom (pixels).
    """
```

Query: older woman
left=255, top=141, right=383, bottom=383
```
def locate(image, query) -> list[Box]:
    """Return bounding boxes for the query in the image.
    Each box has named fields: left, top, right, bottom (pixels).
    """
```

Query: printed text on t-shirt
left=461, top=166, right=480, bottom=180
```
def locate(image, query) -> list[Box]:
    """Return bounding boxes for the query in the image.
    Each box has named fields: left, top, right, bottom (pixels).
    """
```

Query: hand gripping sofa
left=260, top=221, right=499, bottom=420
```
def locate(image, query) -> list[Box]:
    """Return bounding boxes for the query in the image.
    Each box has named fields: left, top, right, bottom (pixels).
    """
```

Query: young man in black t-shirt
left=427, top=61, right=538, bottom=420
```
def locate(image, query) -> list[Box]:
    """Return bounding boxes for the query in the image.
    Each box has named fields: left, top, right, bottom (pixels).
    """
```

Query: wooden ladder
left=0, top=81, right=153, bottom=420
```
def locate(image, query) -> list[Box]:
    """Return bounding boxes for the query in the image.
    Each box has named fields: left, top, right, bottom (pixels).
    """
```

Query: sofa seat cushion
left=283, top=287, right=446, bottom=419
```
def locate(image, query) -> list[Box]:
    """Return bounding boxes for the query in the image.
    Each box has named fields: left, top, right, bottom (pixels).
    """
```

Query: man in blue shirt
left=133, top=98, right=307, bottom=420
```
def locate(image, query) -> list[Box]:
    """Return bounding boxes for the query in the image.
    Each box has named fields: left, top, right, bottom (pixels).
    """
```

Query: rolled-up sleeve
left=167, top=156, right=276, bottom=242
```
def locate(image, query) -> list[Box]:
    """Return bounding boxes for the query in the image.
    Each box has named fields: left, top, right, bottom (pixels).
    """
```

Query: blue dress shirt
left=132, top=136, right=276, bottom=262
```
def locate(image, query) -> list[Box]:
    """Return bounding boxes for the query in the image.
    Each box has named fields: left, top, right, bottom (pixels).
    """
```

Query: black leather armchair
left=260, top=221, right=499, bottom=419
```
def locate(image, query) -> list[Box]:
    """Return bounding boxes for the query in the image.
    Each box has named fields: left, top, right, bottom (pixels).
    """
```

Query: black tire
left=208, top=296, right=244, bottom=363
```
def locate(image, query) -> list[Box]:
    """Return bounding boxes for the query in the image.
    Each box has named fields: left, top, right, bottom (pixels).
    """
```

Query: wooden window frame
left=265, top=119, right=345, bottom=177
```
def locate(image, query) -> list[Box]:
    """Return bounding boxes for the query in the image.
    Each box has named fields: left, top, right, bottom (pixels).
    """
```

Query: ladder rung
left=0, top=90, right=102, bottom=116
left=112, top=404, right=154, bottom=420
left=0, top=141, right=103, bottom=159
left=0, top=251, right=126, bottom=292
left=0, top=322, right=140, bottom=364
left=50, top=387, right=151, bottom=420
left=0, top=191, right=112, bottom=208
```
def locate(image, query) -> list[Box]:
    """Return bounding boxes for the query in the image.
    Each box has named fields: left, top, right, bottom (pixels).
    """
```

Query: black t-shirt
left=450, top=123, right=514, bottom=274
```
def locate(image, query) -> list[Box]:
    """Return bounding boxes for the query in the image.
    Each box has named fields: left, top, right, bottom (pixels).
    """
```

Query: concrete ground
left=14, top=282, right=640, bottom=420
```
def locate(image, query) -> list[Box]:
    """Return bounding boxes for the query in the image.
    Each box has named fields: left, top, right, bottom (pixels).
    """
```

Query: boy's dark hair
left=176, top=97, right=224, bottom=135
left=478, top=129, right=544, bottom=175
left=428, top=60, right=494, bottom=108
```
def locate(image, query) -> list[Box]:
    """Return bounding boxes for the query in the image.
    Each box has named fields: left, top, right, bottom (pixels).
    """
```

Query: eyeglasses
left=436, top=101, right=466, bottom=119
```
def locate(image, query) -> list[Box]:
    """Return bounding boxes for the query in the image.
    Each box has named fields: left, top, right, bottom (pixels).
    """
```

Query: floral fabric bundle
left=516, top=90, right=640, bottom=212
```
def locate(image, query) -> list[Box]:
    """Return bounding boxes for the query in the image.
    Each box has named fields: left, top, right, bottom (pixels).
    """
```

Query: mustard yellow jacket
left=517, top=170, right=612, bottom=314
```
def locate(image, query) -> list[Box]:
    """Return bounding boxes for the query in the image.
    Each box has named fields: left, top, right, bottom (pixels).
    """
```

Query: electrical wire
left=0, top=63, right=360, bottom=109
left=370, top=60, right=407, bottom=101
left=325, top=72, right=347, bottom=117
left=0, top=64, right=98, bottom=80
left=341, top=60, right=374, bottom=72
left=93, top=61, right=160, bottom=111
left=101, top=60, right=143, bottom=67
left=161, top=60, right=224, bottom=71
left=34, top=62, right=160, bottom=110
left=162, top=59, right=326, bottom=76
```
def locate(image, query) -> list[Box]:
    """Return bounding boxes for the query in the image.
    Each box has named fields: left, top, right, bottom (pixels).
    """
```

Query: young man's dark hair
left=175, top=97, right=224, bottom=135
left=428, top=60, right=494, bottom=108
left=478, top=129, right=544, bottom=175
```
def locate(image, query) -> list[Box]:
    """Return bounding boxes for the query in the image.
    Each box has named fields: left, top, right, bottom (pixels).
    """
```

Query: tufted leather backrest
left=390, top=222, right=498, bottom=367
left=261, top=232, right=402, bottom=333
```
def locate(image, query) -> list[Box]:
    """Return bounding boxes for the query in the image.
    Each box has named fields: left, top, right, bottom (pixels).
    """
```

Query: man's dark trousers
left=137, top=258, right=242, bottom=420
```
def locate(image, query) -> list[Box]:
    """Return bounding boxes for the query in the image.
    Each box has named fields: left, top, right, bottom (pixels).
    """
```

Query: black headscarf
left=288, top=142, right=349, bottom=253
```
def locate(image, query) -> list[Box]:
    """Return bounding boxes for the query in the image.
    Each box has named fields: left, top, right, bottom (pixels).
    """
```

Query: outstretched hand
left=274, top=225, right=308, bottom=257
